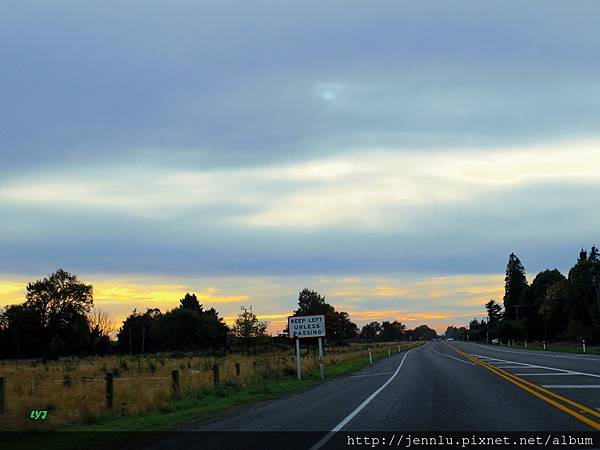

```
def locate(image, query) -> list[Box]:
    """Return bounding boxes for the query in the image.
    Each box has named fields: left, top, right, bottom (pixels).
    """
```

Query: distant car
left=447, top=338, right=454, bottom=342
left=491, top=338, right=500, bottom=345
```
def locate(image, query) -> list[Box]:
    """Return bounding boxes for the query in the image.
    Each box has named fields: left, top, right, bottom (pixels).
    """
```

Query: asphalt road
left=145, top=342, right=600, bottom=449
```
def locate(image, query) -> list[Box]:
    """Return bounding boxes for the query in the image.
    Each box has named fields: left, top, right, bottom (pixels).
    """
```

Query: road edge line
left=310, top=345, right=420, bottom=450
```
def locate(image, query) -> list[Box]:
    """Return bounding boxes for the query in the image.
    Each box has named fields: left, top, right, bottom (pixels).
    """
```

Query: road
left=145, top=342, right=600, bottom=449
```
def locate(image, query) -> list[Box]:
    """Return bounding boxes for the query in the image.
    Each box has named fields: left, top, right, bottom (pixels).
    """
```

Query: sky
left=1, top=1, right=600, bottom=334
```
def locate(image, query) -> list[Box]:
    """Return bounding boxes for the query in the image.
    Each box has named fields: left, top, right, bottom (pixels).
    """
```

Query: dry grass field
left=0, top=342, right=415, bottom=431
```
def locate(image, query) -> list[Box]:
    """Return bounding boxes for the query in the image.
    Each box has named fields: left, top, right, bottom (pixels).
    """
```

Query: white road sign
left=288, top=315, right=326, bottom=338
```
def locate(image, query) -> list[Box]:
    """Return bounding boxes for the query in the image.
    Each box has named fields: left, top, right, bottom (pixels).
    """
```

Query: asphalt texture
left=143, top=342, right=600, bottom=449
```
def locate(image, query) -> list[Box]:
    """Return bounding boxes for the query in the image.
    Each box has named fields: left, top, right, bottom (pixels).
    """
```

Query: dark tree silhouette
left=380, top=321, right=406, bottom=341
left=360, top=321, right=382, bottom=341
left=232, top=309, right=268, bottom=355
left=293, top=289, right=358, bottom=344
left=0, top=269, right=95, bottom=359
left=503, top=253, right=528, bottom=320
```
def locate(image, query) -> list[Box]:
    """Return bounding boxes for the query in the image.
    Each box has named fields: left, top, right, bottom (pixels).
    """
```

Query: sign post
left=288, top=315, right=326, bottom=381
left=295, top=338, right=301, bottom=381
left=318, top=337, right=324, bottom=380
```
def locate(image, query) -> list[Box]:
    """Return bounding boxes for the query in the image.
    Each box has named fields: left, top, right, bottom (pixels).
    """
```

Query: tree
left=232, top=308, right=268, bottom=355
left=117, top=308, right=162, bottom=354
left=519, top=269, right=566, bottom=339
left=0, top=303, right=43, bottom=359
left=179, top=292, right=202, bottom=312
left=293, top=289, right=358, bottom=344
left=87, top=309, right=115, bottom=354
left=504, top=253, right=529, bottom=320
left=540, top=280, right=570, bottom=341
left=117, top=293, right=230, bottom=353
left=408, top=324, right=437, bottom=341
left=25, top=269, right=94, bottom=359
left=485, top=300, right=502, bottom=326
left=360, top=322, right=382, bottom=341
left=380, top=321, right=405, bottom=341
left=468, top=318, right=487, bottom=342
left=568, top=247, right=600, bottom=325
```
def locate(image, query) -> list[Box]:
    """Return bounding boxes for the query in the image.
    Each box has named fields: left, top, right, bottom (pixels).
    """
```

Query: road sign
left=288, top=315, right=326, bottom=338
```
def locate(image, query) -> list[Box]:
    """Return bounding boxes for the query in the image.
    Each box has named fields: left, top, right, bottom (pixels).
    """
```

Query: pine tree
left=503, top=253, right=528, bottom=320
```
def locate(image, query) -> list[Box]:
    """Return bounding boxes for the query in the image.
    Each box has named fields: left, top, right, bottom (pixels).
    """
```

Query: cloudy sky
left=1, top=1, right=600, bottom=333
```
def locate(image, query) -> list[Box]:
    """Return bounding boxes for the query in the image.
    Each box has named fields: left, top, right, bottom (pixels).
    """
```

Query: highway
left=146, top=342, right=600, bottom=449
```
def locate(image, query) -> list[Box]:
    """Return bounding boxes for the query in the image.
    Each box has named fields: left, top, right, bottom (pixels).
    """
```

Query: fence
left=0, top=342, right=412, bottom=430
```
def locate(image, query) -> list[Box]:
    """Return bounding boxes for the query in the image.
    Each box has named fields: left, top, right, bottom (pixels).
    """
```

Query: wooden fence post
left=0, top=377, right=5, bottom=414
left=235, top=362, right=241, bottom=377
left=171, top=370, right=180, bottom=398
left=105, top=373, right=113, bottom=409
left=213, top=365, right=220, bottom=387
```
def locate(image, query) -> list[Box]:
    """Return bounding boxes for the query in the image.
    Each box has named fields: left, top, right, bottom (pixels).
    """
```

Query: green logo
left=30, top=410, right=48, bottom=420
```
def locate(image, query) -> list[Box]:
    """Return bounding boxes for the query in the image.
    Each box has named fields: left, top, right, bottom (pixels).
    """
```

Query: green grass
left=7, top=343, right=423, bottom=450
left=483, top=341, right=600, bottom=355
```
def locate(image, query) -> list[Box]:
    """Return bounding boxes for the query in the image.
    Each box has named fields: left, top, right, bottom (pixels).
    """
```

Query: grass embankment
left=1, top=342, right=422, bottom=450
left=480, top=341, right=600, bottom=355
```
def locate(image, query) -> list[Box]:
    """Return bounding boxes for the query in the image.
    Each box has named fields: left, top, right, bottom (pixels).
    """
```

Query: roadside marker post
left=288, top=315, right=326, bottom=381
left=525, top=340, right=527, bottom=348
left=397, top=345, right=401, bottom=353
left=388, top=348, right=391, bottom=357
left=368, top=348, right=373, bottom=364
left=543, top=341, right=547, bottom=350
left=318, top=337, right=324, bottom=380
left=583, top=339, right=586, bottom=353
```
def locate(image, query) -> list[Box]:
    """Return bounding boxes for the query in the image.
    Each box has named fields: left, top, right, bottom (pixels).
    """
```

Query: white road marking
left=430, top=346, right=475, bottom=365
left=349, top=372, right=394, bottom=379
left=471, top=353, right=600, bottom=379
left=469, top=343, right=600, bottom=361
left=310, top=346, right=419, bottom=450
left=494, top=365, right=533, bottom=369
left=542, top=385, right=600, bottom=389
left=516, top=372, right=578, bottom=376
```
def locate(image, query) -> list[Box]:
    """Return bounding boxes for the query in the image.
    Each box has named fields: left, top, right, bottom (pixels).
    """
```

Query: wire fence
left=0, top=342, right=414, bottom=430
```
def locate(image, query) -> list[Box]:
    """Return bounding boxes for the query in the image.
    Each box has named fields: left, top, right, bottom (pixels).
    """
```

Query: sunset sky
left=1, top=1, right=600, bottom=333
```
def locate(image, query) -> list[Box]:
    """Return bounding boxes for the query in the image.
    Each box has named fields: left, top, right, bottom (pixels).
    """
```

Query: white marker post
left=583, top=339, right=586, bottom=353
left=368, top=347, right=373, bottom=364
left=288, top=315, right=326, bottom=381
left=318, top=337, right=324, bottom=380
left=295, top=338, right=301, bottom=381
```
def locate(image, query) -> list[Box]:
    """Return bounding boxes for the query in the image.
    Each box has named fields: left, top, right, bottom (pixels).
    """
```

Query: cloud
left=1, top=138, right=599, bottom=231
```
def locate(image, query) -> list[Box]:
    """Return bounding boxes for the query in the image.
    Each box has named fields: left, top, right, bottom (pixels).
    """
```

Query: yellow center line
left=448, top=344, right=600, bottom=431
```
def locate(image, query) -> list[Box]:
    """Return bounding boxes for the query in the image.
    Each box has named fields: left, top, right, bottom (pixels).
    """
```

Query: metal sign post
left=288, top=315, right=326, bottom=381
left=318, top=337, right=324, bottom=380
left=295, top=338, right=301, bottom=381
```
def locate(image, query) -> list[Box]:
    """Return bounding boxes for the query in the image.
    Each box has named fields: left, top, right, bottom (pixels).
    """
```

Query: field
left=0, top=342, right=419, bottom=431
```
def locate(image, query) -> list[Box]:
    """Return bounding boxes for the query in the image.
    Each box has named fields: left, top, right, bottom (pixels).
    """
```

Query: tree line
left=0, top=271, right=433, bottom=359
left=468, top=247, right=600, bottom=343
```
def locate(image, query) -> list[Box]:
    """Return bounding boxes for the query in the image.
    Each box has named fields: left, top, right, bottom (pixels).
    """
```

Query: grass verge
left=475, top=341, right=600, bottom=355
left=5, top=342, right=423, bottom=450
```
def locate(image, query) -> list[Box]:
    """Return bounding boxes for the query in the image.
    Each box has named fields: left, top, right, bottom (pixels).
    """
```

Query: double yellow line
left=450, top=345, right=600, bottom=431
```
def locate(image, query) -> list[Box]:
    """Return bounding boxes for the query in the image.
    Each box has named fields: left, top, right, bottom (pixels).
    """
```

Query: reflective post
left=318, top=337, right=324, bottom=380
